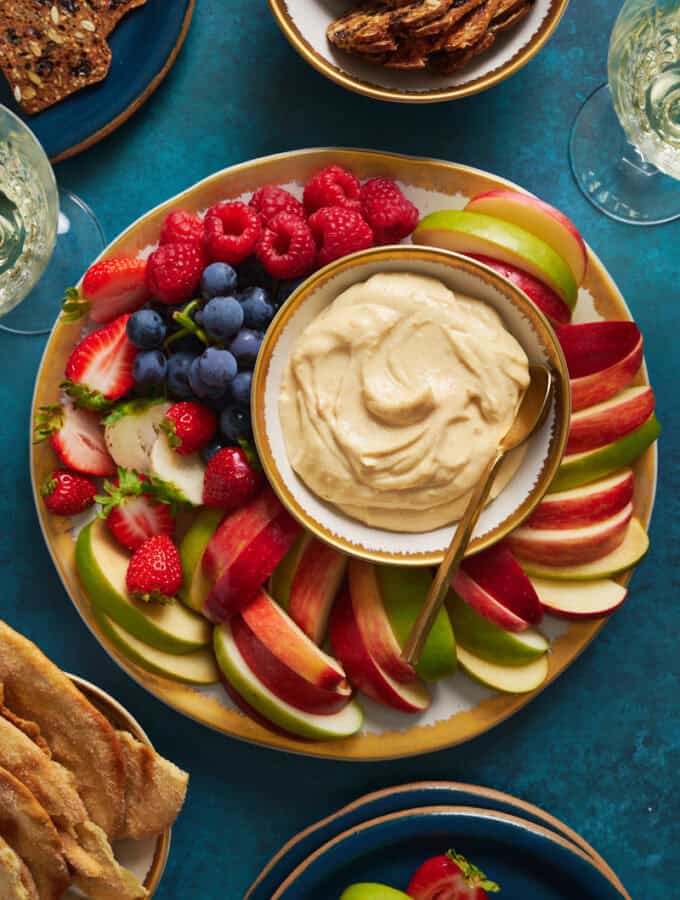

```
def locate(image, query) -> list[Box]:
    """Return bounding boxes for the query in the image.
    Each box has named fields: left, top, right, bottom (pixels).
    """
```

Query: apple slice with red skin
left=231, top=612, right=352, bottom=714
left=348, top=558, right=418, bottom=685
left=452, top=570, right=531, bottom=633
left=530, top=577, right=628, bottom=619
left=556, top=321, right=643, bottom=411
left=466, top=189, right=588, bottom=286
left=467, top=254, right=571, bottom=326
left=526, top=469, right=633, bottom=530
left=567, top=386, right=655, bottom=454
left=330, top=591, right=430, bottom=714
left=459, top=543, right=543, bottom=627
left=508, top=502, right=633, bottom=566
left=220, top=674, right=298, bottom=739
left=240, top=590, right=345, bottom=691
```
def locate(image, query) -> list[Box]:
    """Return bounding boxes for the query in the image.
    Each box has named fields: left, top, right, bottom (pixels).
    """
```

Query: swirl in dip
left=280, top=273, right=530, bottom=532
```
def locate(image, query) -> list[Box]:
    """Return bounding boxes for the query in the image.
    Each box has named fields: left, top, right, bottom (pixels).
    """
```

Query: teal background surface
left=1, top=1, right=678, bottom=896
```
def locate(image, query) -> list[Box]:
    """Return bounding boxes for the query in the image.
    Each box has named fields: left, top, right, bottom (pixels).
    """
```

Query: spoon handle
left=402, top=449, right=505, bottom=667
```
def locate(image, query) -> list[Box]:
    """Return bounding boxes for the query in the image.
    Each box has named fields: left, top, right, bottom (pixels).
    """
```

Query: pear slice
left=104, top=398, right=170, bottom=473
left=457, top=645, right=549, bottom=693
left=149, top=433, right=205, bottom=506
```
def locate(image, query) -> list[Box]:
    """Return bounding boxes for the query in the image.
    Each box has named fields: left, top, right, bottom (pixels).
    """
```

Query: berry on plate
left=407, top=850, right=500, bottom=900
left=256, top=212, right=317, bottom=279
left=62, top=313, right=137, bottom=410
left=219, top=404, right=252, bottom=444
left=35, top=402, right=116, bottom=476
left=126, top=308, right=167, bottom=349
left=146, top=242, right=205, bottom=305
left=203, top=446, right=263, bottom=511
left=202, top=296, right=244, bottom=341
left=201, top=261, right=238, bottom=299
left=97, top=469, right=176, bottom=551
left=41, top=469, right=97, bottom=516
left=132, top=349, right=168, bottom=389
left=159, top=209, right=205, bottom=247
left=204, top=201, right=262, bottom=266
left=189, top=347, right=238, bottom=402
left=309, top=206, right=374, bottom=267
left=360, top=177, right=419, bottom=244
left=161, top=401, right=217, bottom=456
left=167, top=351, right=198, bottom=400
left=249, top=185, right=304, bottom=223
left=229, top=371, right=252, bottom=409
left=303, top=165, right=361, bottom=214
left=228, top=329, right=262, bottom=369
left=126, top=534, right=183, bottom=603
left=238, top=286, right=275, bottom=331
left=75, top=257, right=150, bottom=324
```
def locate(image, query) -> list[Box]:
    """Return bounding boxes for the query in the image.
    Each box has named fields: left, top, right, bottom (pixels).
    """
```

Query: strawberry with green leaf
left=61, top=258, right=150, bottom=325
left=161, top=402, right=217, bottom=456
left=61, top=313, right=137, bottom=410
left=34, top=403, right=115, bottom=476
left=97, top=468, right=176, bottom=551
left=407, top=850, right=500, bottom=899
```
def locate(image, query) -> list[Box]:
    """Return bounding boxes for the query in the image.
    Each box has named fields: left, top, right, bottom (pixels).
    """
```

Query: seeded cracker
left=0, top=1, right=111, bottom=115
left=87, top=0, right=148, bottom=37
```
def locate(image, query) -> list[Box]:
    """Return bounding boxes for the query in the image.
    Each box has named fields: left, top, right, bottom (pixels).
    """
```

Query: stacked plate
left=246, top=782, right=630, bottom=899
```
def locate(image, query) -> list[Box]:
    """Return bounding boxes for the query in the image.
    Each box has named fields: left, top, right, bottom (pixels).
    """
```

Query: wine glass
left=569, top=0, right=680, bottom=225
left=0, top=104, right=104, bottom=336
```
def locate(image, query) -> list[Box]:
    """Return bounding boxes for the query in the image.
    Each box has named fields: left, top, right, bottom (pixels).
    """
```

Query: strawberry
left=62, top=314, right=137, bottom=410
left=203, top=447, right=263, bottom=511
left=34, top=403, right=116, bottom=476
left=40, top=469, right=97, bottom=516
left=126, top=534, right=182, bottom=603
left=161, top=402, right=217, bottom=456
left=97, top=469, right=176, bottom=551
left=407, top=851, right=500, bottom=899
left=72, top=258, right=151, bottom=324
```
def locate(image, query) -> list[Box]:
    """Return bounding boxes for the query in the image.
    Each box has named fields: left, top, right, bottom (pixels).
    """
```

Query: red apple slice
left=452, top=569, right=531, bottom=633
left=203, top=488, right=282, bottom=582
left=556, top=322, right=643, bottom=411
left=282, top=537, right=347, bottom=644
left=348, top=559, right=418, bottom=685
left=508, top=502, right=633, bottom=566
left=330, top=592, right=430, bottom=714
left=567, top=386, right=655, bottom=454
left=460, top=544, right=543, bottom=626
left=467, top=254, right=572, bottom=326
left=466, top=190, right=588, bottom=286
left=526, top=469, right=634, bottom=530
left=530, top=577, right=627, bottom=619
left=232, top=613, right=351, bottom=714
left=240, top=590, right=345, bottom=691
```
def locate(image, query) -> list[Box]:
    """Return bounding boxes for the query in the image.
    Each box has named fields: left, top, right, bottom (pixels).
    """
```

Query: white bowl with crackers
left=269, top=0, right=569, bottom=103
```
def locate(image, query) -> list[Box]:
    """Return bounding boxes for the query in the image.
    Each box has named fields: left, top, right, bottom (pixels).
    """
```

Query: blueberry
left=197, top=346, right=238, bottom=387
left=188, top=357, right=226, bottom=402
left=239, top=286, right=275, bottom=331
left=200, top=262, right=237, bottom=299
left=167, top=351, right=197, bottom=399
left=126, top=309, right=166, bottom=349
left=219, top=404, right=252, bottom=445
left=276, top=277, right=306, bottom=308
left=229, top=328, right=262, bottom=369
left=229, top=371, right=252, bottom=408
left=237, top=256, right=273, bottom=292
left=202, top=296, right=244, bottom=341
left=200, top=436, right=224, bottom=464
left=133, top=349, right=167, bottom=387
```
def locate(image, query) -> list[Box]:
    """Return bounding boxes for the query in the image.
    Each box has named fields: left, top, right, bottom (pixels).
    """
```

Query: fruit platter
left=31, top=148, right=658, bottom=760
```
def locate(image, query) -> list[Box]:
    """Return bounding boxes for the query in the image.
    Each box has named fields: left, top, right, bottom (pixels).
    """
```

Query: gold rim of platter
left=67, top=675, right=171, bottom=897
left=31, top=148, right=657, bottom=761
left=245, top=780, right=629, bottom=899
left=267, top=0, right=570, bottom=104
left=252, top=244, right=571, bottom=565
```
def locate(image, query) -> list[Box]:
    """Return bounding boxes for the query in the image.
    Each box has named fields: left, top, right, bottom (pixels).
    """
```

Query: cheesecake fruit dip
left=280, top=272, right=530, bottom=533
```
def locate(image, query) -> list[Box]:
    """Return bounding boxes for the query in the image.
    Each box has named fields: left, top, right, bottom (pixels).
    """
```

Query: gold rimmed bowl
left=268, top=0, right=569, bottom=104
left=252, top=245, right=570, bottom=566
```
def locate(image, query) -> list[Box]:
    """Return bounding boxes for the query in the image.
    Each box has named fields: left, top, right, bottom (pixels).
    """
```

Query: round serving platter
left=31, top=148, right=657, bottom=761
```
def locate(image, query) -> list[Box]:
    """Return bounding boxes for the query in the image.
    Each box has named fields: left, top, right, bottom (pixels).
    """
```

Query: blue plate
left=247, top=782, right=626, bottom=899
left=0, top=0, right=194, bottom=162
left=273, top=807, right=625, bottom=899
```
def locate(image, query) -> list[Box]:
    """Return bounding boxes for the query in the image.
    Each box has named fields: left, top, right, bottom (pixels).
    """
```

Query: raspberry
left=308, top=207, right=373, bottom=267
left=204, top=201, right=262, bottom=265
left=360, top=178, right=420, bottom=244
left=257, top=212, right=317, bottom=279
left=249, top=186, right=304, bottom=224
left=145, top=243, right=204, bottom=305
left=159, top=209, right=205, bottom=247
left=303, top=165, right=361, bottom=215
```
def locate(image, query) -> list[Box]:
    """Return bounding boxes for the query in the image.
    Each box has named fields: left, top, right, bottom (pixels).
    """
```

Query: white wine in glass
left=570, top=0, right=680, bottom=225
left=0, top=105, right=104, bottom=336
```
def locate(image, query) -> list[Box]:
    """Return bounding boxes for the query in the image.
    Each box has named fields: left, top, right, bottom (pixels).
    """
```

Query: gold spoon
left=402, top=364, right=554, bottom=667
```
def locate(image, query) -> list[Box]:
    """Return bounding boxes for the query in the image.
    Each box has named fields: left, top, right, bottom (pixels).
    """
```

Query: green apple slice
left=448, top=592, right=548, bottom=665
left=179, top=508, right=223, bottom=612
left=94, top=610, right=219, bottom=684
left=76, top=519, right=210, bottom=652
left=550, top=414, right=660, bottom=493
left=375, top=565, right=456, bottom=682
left=413, top=209, right=578, bottom=308
left=519, top=517, right=648, bottom=581
left=149, top=433, right=205, bottom=506
left=214, top=622, right=364, bottom=741
left=340, top=886, right=411, bottom=900
left=269, top=532, right=312, bottom=610
left=457, top=645, right=549, bottom=693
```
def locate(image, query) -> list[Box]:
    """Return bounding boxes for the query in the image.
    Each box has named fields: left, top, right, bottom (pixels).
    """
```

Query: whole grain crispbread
left=86, top=0, right=148, bottom=36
